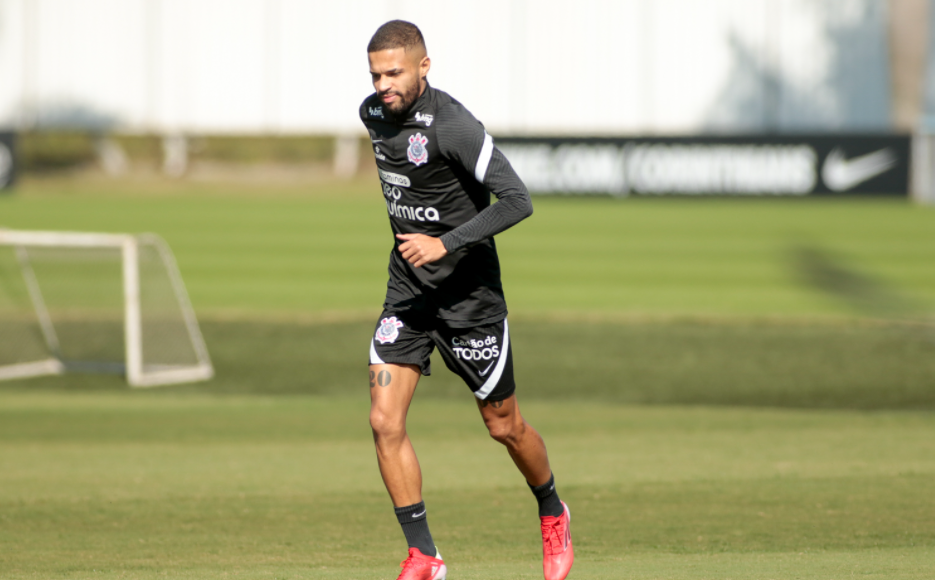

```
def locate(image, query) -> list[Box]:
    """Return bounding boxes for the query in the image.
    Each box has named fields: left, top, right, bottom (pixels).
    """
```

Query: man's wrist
left=439, top=233, right=457, bottom=254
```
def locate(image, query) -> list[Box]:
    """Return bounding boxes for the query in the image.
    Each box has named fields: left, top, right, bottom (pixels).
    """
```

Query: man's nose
left=376, top=76, right=391, bottom=92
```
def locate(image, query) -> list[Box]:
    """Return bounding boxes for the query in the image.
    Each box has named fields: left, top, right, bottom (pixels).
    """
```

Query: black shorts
left=368, top=311, right=515, bottom=402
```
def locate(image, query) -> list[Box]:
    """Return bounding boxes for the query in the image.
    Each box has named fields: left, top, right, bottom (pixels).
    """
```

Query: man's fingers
left=399, top=243, right=424, bottom=262
left=395, top=234, right=444, bottom=268
left=398, top=241, right=418, bottom=257
left=401, top=245, right=427, bottom=267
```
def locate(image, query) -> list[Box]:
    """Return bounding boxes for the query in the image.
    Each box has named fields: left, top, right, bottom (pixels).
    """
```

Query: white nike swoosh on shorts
left=478, top=360, right=496, bottom=377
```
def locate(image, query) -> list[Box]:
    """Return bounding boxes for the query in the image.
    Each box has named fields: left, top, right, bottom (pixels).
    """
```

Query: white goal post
left=0, top=229, right=213, bottom=387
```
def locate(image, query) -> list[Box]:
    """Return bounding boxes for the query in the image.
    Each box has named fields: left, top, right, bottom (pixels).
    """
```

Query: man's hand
left=396, top=233, right=448, bottom=268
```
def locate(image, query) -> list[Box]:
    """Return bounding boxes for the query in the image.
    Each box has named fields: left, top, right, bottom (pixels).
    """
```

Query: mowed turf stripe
left=3, top=551, right=934, bottom=580
left=3, top=399, right=935, bottom=492
left=3, top=553, right=933, bottom=580
left=1, top=478, right=932, bottom=577
left=4, top=319, right=933, bottom=409
left=1, top=397, right=934, bottom=578
left=3, top=189, right=934, bottom=317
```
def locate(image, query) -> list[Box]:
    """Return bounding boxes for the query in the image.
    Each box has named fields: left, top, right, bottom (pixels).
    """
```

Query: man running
left=361, top=20, right=573, bottom=580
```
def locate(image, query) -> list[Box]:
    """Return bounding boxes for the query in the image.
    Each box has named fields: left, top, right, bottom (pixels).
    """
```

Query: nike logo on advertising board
left=478, top=360, right=496, bottom=377
left=821, top=147, right=897, bottom=192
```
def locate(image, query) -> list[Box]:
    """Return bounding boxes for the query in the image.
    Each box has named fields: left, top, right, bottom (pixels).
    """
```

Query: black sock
left=528, top=473, right=563, bottom=518
left=395, top=501, right=436, bottom=557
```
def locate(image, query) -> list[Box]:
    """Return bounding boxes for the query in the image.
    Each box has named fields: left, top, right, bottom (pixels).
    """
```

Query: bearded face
left=369, top=47, right=430, bottom=117
left=379, top=75, right=422, bottom=115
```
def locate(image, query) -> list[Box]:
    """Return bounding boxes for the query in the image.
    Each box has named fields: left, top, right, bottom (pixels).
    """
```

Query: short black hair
left=367, top=20, right=426, bottom=53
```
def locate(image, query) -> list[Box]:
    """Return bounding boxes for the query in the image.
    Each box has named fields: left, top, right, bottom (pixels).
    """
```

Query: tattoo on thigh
left=377, top=370, right=392, bottom=387
left=369, top=370, right=376, bottom=389
left=480, top=399, right=504, bottom=408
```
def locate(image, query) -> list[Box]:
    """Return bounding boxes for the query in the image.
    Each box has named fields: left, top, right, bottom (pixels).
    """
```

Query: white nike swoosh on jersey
left=821, top=147, right=897, bottom=192
left=478, top=360, right=496, bottom=377
left=412, top=510, right=426, bottom=518
left=371, top=139, right=382, bottom=143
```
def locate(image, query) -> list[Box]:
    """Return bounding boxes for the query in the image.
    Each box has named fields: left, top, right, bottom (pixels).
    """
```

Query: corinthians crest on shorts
left=407, top=133, right=429, bottom=166
left=375, top=316, right=404, bottom=344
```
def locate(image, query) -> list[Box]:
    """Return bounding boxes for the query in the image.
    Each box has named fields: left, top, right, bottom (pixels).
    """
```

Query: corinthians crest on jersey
left=407, top=133, right=429, bottom=166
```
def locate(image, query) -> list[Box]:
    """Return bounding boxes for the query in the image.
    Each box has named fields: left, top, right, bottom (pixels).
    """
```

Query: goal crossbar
left=0, top=228, right=214, bottom=388
left=0, top=229, right=134, bottom=248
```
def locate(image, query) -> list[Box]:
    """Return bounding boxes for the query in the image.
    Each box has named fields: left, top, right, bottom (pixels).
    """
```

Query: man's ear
left=420, top=56, right=431, bottom=79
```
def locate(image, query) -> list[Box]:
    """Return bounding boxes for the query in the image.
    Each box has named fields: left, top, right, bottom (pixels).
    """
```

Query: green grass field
left=1, top=176, right=934, bottom=579
left=2, top=394, right=934, bottom=579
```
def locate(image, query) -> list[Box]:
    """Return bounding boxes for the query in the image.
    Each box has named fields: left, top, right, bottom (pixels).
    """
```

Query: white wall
left=0, top=0, right=891, bottom=135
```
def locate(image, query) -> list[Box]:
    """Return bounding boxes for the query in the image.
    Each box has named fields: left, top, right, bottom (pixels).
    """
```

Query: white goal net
left=0, top=229, right=213, bottom=387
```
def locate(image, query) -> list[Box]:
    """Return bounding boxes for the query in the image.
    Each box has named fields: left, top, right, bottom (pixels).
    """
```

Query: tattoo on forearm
left=369, top=370, right=376, bottom=388
left=480, top=399, right=504, bottom=408
left=377, top=370, right=392, bottom=387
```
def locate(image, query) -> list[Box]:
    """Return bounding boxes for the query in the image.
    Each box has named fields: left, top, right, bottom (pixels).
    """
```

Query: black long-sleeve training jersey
left=359, top=82, right=533, bottom=327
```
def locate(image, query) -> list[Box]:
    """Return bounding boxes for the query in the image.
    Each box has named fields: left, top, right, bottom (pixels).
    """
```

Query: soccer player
left=360, top=20, right=573, bottom=580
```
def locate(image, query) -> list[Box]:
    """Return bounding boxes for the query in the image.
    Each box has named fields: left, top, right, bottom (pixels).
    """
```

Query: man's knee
left=486, top=414, right=524, bottom=446
left=370, top=407, right=405, bottom=441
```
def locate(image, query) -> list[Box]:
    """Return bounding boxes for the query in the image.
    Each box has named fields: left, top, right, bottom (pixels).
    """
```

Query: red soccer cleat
left=396, top=547, right=447, bottom=580
left=540, top=501, right=574, bottom=580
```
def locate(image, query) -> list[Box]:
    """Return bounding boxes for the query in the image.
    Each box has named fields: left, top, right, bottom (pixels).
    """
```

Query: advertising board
left=496, top=135, right=910, bottom=196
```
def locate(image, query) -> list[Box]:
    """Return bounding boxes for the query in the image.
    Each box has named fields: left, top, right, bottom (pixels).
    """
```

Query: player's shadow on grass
left=789, top=244, right=934, bottom=339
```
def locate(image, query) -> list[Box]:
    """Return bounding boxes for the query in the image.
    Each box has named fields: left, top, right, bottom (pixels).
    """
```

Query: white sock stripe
left=475, top=318, right=509, bottom=400
left=369, top=339, right=385, bottom=365
left=474, top=132, right=494, bottom=184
